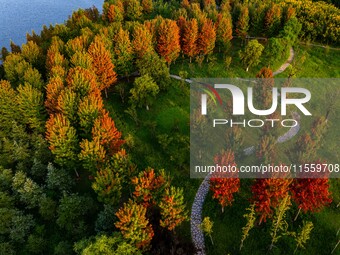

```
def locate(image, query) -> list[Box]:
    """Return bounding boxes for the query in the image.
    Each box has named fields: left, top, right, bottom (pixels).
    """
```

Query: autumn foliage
left=181, top=18, right=199, bottom=62
left=251, top=176, right=292, bottom=224
left=132, top=168, right=168, bottom=207
left=291, top=163, right=332, bottom=213
left=157, top=19, right=181, bottom=64
left=88, top=36, right=117, bottom=91
left=210, top=150, right=240, bottom=212
left=115, top=199, right=154, bottom=249
left=197, top=18, right=216, bottom=57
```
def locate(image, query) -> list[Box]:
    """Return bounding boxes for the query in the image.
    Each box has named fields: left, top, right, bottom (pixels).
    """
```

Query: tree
left=79, top=138, right=106, bottom=171
left=200, top=217, right=214, bottom=245
left=294, top=221, right=314, bottom=253
left=92, top=164, right=122, bottom=205
left=279, top=17, right=302, bottom=45
left=46, top=163, right=74, bottom=192
left=115, top=200, right=154, bottom=250
left=92, top=112, right=124, bottom=156
left=75, top=234, right=142, bottom=255
left=70, top=51, right=93, bottom=70
left=215, top=14, right=233, bottom=52
left=251, top=177, right=291, bottom=224
left=141, top=0, right=153, bottom=14
left=291, top=171, right=332, bottom=218
left=131, top=168, right=168, bottom=207
left=88, top=36, right=117, bottom=95
left=45, top=76, right=65, bottom=114
left=210, top=150, right=240, bottom=212
left=57, top=194, right=95, bottom=237
left=0, top=80, right=19, bottom=132
left=129, top=74, right=159, bottom=110
left=21, top=41, right=42, bottom=67
left=159, top=186, right=188, bottom=231
left=9, top=213, right=35, bottom=243
left=55, top=88, right=78, bottom=125
left=197, top=18, right=216, bottom=60
left=157, top=19, right=181, bottom=65
left=265, top=38, right=286, bottom=65
left=16, top=83, right=46, bottom=132
left=236, top=5, right=249, bottom=40
left=136, top=52, right=170, bottom=90
left=12, top=171, right=43, bottom=209
left=265, top=4, right=282, bottom=36
left=240, top=203, right=256, bottom=251
left=3, top=54, right=31, bottom=87
left=256, top=135, right=276, bottom=164
left=107, top=5, right=124, bottom=23
left=77, top=91, right=104, bottom=135
left=181, top=18, right=199, bottom=63
left=239, top=39, right=264, bottom=72
left=23, top=67, right=44, bottom=90
left=113, top=28, right=134, bottom=77
left=45, top=114, right=78, bottom=167
left=132, top=25, right=154, bottom=59
left=269, top=195, right=291, bottom=250
left=125, top=0, right=143, bottom=21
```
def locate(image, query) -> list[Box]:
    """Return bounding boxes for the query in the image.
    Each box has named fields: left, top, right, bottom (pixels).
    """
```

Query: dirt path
left=273, top=47, right=295, bottom=76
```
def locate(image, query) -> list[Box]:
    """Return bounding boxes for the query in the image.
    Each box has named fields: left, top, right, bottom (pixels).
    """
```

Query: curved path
left=273, top=47, right=295, bottom=76
left=170, top=47, right=296, bottom=255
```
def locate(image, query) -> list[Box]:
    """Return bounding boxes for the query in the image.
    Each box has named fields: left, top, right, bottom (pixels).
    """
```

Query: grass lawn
left=105, top=43, right=340, bottom=255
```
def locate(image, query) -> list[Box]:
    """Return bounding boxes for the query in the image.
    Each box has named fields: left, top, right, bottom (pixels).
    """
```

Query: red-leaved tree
left=210, top=150, right=240, bottom=213
left=291, top=162, right=332, bottom=220
left=251, top=174, right=291, bottom=224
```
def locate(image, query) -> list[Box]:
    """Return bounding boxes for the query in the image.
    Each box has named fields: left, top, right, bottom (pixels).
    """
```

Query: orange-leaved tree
left=181, top=18, right=199, bottom=63
left=88, top=35, right=117, bottom=96
left=157, top=19, right=181, bottom=65
left=251, top=176, right=292, bottom=224
left=197, top=18, right=216, bottom=60
left=131, top=168, right=169, bottom=207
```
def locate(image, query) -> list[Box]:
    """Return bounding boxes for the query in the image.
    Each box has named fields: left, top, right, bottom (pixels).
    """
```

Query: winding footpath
left=170, top=47, right=296, bottom=255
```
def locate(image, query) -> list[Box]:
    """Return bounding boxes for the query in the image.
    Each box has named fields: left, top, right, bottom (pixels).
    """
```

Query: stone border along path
left=170, top=47, right=296, bottom=255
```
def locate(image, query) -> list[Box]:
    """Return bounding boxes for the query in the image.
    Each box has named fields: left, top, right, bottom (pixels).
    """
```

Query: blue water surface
left=0, top=0, right=103, bottom=50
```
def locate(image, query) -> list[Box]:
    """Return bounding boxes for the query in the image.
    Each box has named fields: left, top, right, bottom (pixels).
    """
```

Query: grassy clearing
left=105, top=44, right=340, bottom=255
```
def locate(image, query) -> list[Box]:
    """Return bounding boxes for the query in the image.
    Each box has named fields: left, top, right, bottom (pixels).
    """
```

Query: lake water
left=0, top=0, right=103, bottom=50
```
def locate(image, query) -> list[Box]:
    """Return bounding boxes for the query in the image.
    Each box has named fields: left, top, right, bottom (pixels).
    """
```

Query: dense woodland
left=0, top=0, right=339, bottom=254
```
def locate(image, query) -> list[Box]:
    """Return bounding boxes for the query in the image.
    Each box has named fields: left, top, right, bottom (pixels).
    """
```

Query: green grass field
left=105, top=44, right=340, bottom=255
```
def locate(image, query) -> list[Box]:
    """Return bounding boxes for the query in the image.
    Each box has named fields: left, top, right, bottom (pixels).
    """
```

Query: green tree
left=239, top=39, right=264, bottom=72
left=294, top=221, right=313, bottom=253
left=46, top=114, right=79, bottom=168
left=92, top=164, right=122, bottom=205
left=12, top=171, right=43, bottom=209
left=46, top=163, right=74, bottom=192
left=125, top=0, right=143, bottom=21
left=113, top=28, right=134, bottom=77
left=3, top=54, right=31, bottom=87
left=136, top=52, right=170, bottom=90
left=200, top=217, right=214, bottom=245
left=16, top=83, right=46, bottom=132
left=129, top=74, right=159, bottom=110
left=57, top=194, right=95, bottom=237
left=75, top=234, right=142, bottom=255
